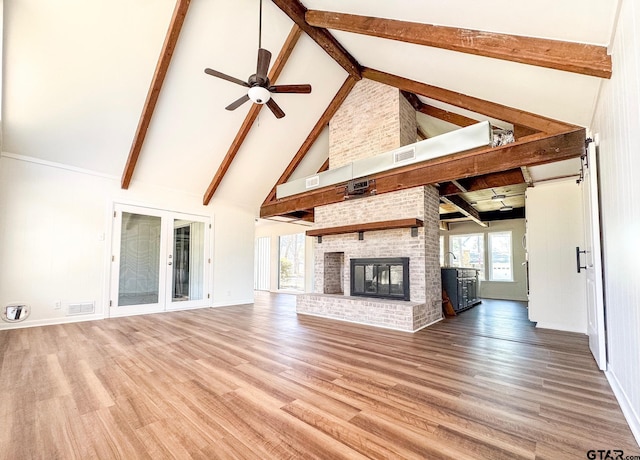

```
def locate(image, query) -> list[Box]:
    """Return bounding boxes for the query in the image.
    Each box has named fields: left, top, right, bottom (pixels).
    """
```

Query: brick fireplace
left=296, top=80, right=442, bottom=332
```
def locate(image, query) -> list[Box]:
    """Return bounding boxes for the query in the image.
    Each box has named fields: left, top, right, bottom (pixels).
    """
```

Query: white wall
left=591, top=0, right=640, bottom=445
left=254, top=220, right=314, bottom=293
left=441, top=219, right=528, bottom=301
left=526, top=180, right=587, bottom=333
left=0, top=154, right=256, bottom=329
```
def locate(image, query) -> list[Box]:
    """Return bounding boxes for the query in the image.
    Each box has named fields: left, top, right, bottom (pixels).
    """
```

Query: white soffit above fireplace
left=276, top=121, right=492, bottom=199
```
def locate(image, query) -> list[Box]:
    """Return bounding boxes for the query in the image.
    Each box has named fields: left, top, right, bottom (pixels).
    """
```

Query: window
left=489, top=231, right=513, bottom=281
left=439, top=235, right=444, bottom=266
left=254, top=236, right=270, bottom=290
left=278, top=233, right=305, bottom=291
left=449, top=233, right=485, bottom=279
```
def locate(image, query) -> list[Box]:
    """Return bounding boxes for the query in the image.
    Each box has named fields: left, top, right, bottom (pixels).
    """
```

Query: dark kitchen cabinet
left=441, top=268, right=481, bottom=312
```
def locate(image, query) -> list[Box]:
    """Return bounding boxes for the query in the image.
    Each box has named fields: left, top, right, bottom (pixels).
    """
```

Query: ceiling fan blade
left=225, top=94, right=250, bottom=111
left=268, top=84, right=312, bottom=94
left=266, top=98, right=285, bottom=119
left=256, top=48, right=272, bottom=83
left=204, top=68, right=249, bottom=88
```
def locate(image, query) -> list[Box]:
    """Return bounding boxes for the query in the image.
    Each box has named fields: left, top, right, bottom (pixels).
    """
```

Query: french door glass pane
left=118, top=212, right=161, bottom=306
left=172, top=220, right=205, bottom=302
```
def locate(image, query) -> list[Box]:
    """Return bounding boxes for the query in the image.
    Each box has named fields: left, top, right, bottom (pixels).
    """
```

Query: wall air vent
left=305, top=175, right=320, bottom=189
left=68, top=302, right=95, bottom=316
left=393, top=147, right=416, bottom=164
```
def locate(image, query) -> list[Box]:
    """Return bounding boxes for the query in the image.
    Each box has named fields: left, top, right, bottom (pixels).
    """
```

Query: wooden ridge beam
left=271, top=0, right=361, bottom=79
left=440, top=195, right=486, bottom=227
left=260, top=127, right=585, bottom=218
left=202, top=25, right=303, bottom=205
left=121, top=0, right=192, bottom=189
left=439, top=169, right=526, bottom=196
left=363, top=67, right=572, bottom=134
left=262, top=76, right=358, bottom=205
left=306, top=10, right=611, bottom=79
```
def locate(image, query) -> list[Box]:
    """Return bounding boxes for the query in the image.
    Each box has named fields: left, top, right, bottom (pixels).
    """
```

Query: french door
left=109, top=204, right=211, bottom=318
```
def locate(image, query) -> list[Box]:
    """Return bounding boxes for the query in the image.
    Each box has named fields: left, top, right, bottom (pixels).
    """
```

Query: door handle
left=576, top=246, right=587, bottom=273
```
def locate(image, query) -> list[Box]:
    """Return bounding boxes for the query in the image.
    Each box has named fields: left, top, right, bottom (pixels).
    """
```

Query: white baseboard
left=0, top=313, right=104, bottom=330
left=534, top=321, right=587, bottom=335
left=211, top=298, right=254, bottom=308
left=606, top=369, right=640, bottom=448
left=0, top=300, right=255, bottom=330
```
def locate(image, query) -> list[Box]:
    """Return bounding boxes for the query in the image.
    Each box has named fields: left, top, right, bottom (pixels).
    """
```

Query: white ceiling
left=2, top=0, right=619, bottom=213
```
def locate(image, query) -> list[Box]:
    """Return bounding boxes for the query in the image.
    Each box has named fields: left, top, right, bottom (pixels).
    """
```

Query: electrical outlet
left=54, top=301, right=62, bottom=310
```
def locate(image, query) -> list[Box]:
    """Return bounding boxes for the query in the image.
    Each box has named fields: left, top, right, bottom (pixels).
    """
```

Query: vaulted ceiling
left=3, top=0, right=617, bottom=221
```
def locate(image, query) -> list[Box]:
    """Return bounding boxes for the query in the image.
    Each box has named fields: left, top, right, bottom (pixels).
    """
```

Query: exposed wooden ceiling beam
left=306, top=10, right=612, bottom=79
left=405, top=90, right=541, bottom=137
left=260, top=127, right=585, bottom=218
left=403, top=90, right=479, bottom=128
left=416, top=126, right=428, bottom=141
left=420, top=104, right=480, bottom=128
left=439, top=169, right=526, bottom=196
left=451, top=180, right=468, bottom=193
left=271, top=0, right=361, bottom=79
left=363, top=68, right=571, bottom=134
left=440, top=195, right=487, bottom=227
left=121, top=0, right=192, bottom=189
left=202, top=25, right=303, bottom=205
left=317, top=158, right=330, bottom=173
left=262, top=76, right=358, bottom=205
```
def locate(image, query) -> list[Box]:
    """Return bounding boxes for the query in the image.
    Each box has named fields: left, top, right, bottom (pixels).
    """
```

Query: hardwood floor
left=1, top=294, right=638, bottom=459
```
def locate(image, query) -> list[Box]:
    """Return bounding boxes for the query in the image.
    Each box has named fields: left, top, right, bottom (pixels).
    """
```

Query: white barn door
left=581, top=137, right=607, bottom=370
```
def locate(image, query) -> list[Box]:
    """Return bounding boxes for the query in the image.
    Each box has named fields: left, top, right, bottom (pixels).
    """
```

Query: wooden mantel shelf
left=306, top=218, right=423, bottom=237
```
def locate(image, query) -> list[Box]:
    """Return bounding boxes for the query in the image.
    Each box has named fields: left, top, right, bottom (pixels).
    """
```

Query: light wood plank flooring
left=1, top=293, right=638, bottom=459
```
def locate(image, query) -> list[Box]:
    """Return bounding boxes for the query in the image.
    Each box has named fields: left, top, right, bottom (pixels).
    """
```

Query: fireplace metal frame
left=350, top=257, right=410, bottom=301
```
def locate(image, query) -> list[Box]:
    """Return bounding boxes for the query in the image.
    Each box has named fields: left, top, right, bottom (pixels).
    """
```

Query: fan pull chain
left=258, top=0, right=263, bottom=50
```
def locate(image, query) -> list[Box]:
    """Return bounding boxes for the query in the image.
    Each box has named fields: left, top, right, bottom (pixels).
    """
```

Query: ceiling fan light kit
left=248, top=86, right=271, bottom=104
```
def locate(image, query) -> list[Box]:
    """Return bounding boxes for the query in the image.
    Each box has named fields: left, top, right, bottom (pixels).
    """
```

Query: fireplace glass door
left=350, top=258, right=410, bottom=301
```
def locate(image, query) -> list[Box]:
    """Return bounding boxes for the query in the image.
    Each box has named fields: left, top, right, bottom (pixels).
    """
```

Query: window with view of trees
left=489, top=231, right=513, bottom=281
left=449, top=233, right=485, bottom=279
left=278, top=233, right=305, bottom=291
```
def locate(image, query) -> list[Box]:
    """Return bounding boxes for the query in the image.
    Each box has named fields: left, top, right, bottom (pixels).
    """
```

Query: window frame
left=448, top=233, right=485, bottom=280
left=488, top=231, right=514, bottom=282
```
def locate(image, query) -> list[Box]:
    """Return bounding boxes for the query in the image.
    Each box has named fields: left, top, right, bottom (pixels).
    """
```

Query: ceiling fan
left=204, top=0, right=311, bottom=119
